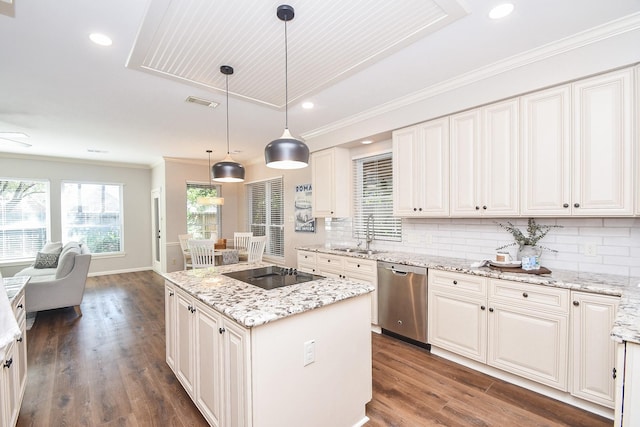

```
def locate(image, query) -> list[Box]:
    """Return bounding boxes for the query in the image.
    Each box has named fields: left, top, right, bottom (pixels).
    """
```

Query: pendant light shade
left=197, top=149, right=225, bottom=205
left=213, top=65, right=245, bottom=182
left=265, top=4, right=309, bottom=169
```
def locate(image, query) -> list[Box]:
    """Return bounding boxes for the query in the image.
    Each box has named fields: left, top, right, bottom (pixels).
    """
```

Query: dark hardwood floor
left=17, top=271, right=612, bottom=426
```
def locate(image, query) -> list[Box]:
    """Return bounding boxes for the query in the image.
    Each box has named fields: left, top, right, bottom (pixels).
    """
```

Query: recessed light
left=489, top=3, right=514, bottom=20
left=186, top=96, right=219, bottom=108
left=361, top=140, right=373, bottom=145
left=302, top=102, right=314, bottom=109
left=89, top=33, right=113, bottom=46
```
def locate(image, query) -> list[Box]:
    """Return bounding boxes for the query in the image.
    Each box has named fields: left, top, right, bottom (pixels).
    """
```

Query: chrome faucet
left=365, top=214, right=374, bottom=251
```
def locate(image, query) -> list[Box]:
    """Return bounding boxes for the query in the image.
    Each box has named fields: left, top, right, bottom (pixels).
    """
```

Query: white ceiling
left=0, top=0, right=639, bottom=167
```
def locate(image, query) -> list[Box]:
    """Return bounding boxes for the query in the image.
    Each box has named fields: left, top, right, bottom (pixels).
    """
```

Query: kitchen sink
left=332, top=248, right=382, bottom=255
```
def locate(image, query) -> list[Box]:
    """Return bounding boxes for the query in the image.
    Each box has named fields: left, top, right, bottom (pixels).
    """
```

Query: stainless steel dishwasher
left=377, top=261, right=428, bottom=345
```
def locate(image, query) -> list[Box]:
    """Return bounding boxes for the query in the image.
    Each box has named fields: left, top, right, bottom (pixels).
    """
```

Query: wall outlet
left=303, top=339, right=315, bottom=366
left=584, top=243, right=597, bottom=257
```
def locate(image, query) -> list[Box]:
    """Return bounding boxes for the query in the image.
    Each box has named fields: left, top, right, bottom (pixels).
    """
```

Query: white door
left=151, top=188, right=162, bottom=272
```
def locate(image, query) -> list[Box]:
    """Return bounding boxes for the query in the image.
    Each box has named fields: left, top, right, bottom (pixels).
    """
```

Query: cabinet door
left=488, top=302, right=568, bottom=391
left=450, top=109, right=482, bottom=216
left=2, top=341, right=19, bottom=427
left=175, top=290, right=195, bottom=397
left=572, top=68, right=633, bottom=215
left=482, top=99, right=519, bottom=216
left=195, top=301, right=222, bottom=427
left=311, top=148, right=350, bottom=218
left=520, top=85, right=572, bottom=216
left=392, top=126, right=421, bottom=216
left=570, top=292, right=619, bottom=408
left=165, top=283, right=177, bottom=369
left=222, top=320, right=250, bottom=427
left=428, top=288, right=487, bottom=362
left=420, top=118, right=450, bottom=216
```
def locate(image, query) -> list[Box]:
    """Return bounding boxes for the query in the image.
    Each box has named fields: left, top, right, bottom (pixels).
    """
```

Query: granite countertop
left=3, top=276, right=29, bottom=302
left=163, top=262, right=374, bottom=329
left=298, top=245, right=640, bottom=345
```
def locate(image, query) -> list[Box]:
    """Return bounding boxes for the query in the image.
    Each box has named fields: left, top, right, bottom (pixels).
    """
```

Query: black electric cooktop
left=223, top=266, right=324, bottom=290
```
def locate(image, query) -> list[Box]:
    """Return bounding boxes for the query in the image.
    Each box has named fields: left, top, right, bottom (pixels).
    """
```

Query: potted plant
left=496, top=218, right=561, bottom=260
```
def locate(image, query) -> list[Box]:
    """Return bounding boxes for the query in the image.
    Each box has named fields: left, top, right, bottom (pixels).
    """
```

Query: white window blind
left=61, top=182, right=123, bottom=254
left=246, top=177, right=284, bottom=258
left=186, top=183, right=222, bottom=239
left=352, top=153, right=401, bottom=242
left=0, top=178, right=50, bottom=260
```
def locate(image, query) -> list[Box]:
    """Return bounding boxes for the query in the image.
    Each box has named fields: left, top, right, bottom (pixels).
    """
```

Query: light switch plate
left=303, top=339, right=315, bottom=366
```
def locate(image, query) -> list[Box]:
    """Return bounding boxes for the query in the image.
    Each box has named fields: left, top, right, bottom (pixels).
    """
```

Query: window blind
left=61, top=182, right=123, bottom=253
left=0, top=179, right=50, bottom=260
left=352, top=153, right=402, bottom=242
left=246, top=177, right=284, bottom=258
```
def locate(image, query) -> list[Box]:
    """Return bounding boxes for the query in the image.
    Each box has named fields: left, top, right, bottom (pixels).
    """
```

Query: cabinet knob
left=482, top=205, right=487, bottom=210
left=3, top=358, right=12, bottom=368
left=418, top=208, right=423, bottom=211
left=397, top=320, right=403, bottom=325
left=169, top=292, right=174, bottom=297
left=452, top=280, right=458, bottom=285
left=522, top=292, right=528, bottom=298
left=219, top=327, right=226, bottom=334
left=489, top=308, right=494, bottom=312
left=612, top=367, right=617, bottom=379
left=17, top=337, right=23, bottom=343
left=481, top=305, right=486, bottom=311
left=17, top=304, right=23, bottom=309
left=413, top=208, right=417, bottom=211
left=357, top=264, right=360, bottom=268
left=573, top=301, right=580, bottom=307
left=475, top=206, right=480, bottom=210
left=574, top=203, right=580, bottom=208
left=563, top=203, right=569, bottom=208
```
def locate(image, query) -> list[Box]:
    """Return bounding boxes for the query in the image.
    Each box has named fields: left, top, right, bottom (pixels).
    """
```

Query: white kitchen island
left=163, top=263, right=374, bottom=427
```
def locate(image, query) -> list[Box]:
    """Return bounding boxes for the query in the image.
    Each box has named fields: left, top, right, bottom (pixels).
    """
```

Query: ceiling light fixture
left=89, top=33, right=113, bottom=46
left=302, top=102, right=314, bottom=110
left=264, top=4, right=309, bottom=170
left=197, top=149, right=225, bottom=206
left=489, top=3, right=514, bottom=20
left=361, top=140, right=373, bottom=145
left=212, top=65, right=245, bottom=182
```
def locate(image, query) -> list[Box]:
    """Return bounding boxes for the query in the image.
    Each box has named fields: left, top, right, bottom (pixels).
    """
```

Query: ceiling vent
left=185, top=96, right=219, bottom=108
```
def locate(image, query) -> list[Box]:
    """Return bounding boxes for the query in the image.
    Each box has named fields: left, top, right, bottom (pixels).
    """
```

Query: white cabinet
left=428, top=270, right=487, bottom=362
left=311, top=147, right=351, bottom=218
left=487, top=279, right=569, bottom=391
left=570, top=291, right=619, bottom=408
left=572, top=68, right=634, bottom=216
left=615, top=341, right=640, bottom=426
left=392, top=117, right=449, bottom=217
left=165, top=283, right=176, bottom=370
left=450, top=99, right=519, bottom=217
left=298, top=250, right=378, bottom=325
left=1, top=288, right=27, bottom=427
left=520, top=85, right=572, bottom=215
left=168, top=284, right=250, bottom=427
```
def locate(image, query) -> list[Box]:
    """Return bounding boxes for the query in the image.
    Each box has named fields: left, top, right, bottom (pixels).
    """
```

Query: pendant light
left=197, top=149, right=225, bottom=205
left=212, top=65, right=245, bottom=182
left=264, top=4, right=309, bottom=169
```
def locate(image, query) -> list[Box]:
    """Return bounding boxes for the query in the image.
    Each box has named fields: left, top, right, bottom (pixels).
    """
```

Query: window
left=246, top=177, right=283, bottom=258
left=186, top=183, right=222, bottom=239
left=61, top=182, right=123, bottom=254
left=0, top=179, right=50, bottom=260
left=352, top=152, right=401, bottom=241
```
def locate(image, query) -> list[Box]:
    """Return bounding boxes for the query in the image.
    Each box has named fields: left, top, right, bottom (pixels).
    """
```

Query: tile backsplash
left=324, top=217, right=640, bottom=277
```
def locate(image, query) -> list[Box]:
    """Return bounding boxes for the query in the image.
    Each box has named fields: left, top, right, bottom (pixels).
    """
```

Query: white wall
left=0, top=154, right=152, bottom=276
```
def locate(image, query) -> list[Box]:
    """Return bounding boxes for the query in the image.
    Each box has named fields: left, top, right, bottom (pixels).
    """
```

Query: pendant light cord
left=284, top=17, right=289, bottom=129
left=225, top=73, right=230, bottom=155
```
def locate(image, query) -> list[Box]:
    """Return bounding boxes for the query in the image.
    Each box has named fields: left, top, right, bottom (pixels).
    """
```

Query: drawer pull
left=612, top=367, right=617, bottom=379
left=480, top=305, right=486, bottom=311
left=574, top=203, right=580, bottom=208
left=452, top=280, right=458, bottom=285
left=3, top=358, right=12, bottom=368
left=573, top=301, right=580, bottom=307
left=489, top=307, right=494, bottom=313
left=522, top=292, right=528, bottom=298
left=563, top=203, right=569, bottom=208
left=219, top=327, right=226, bottom=334
left=17, top=303, right=24, bottom=309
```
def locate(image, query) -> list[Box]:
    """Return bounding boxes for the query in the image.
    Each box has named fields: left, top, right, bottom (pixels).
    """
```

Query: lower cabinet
left=428, top=269, right=619, bottom=412
left=615, top=341, right=640, bottom=426
left=166, top=283, right=250, bottom=427
left=1, top=288, right=27, bottom=427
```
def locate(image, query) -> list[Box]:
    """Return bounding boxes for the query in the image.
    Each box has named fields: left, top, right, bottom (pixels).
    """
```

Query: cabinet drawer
left=428, top=270, right=487, bottom=297
left=489, top=279, right=569, bottom=314
left=343, top=258, right=376, bottom=276
left=297, top=251, right=317, bottom=272
left=11, top=290, right=26, bottom=325
left=316, top=253, right=344, bottom=274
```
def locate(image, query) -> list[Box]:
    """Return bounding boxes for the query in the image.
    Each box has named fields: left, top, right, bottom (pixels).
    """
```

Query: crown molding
left=0, top=152, right=150, bottom=169
left=301, top=12, right=640, bottom=141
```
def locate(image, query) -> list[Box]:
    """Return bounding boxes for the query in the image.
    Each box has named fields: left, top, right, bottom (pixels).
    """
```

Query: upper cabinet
left=392, top=117, right=449, bottom=217
left=311, top=147, right=351, bottom=218
left=521, top=68, right=634, bottom=216
left=450, top=99, right=519, bottom=217
left=572, top=68, right=634, bottom=216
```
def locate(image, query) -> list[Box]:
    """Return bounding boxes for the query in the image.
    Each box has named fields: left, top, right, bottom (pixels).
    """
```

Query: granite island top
left=163, top=262, right=374, bottom=328
left=3, top=276, right=29, bottom=302
left=298, top=245, right=640, bottom=345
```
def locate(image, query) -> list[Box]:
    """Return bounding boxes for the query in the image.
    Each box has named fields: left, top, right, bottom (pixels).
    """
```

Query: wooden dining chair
left=234, top=232, right=253, bottom=261
left=187, top=239, right=217, bottom=268
left=246, top=236, right=267, bottom=264
left=178, top=233, right=193, bottom=269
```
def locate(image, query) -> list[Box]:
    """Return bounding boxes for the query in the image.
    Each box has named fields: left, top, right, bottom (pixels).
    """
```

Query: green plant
left=496, top=218, right=561, bottom=252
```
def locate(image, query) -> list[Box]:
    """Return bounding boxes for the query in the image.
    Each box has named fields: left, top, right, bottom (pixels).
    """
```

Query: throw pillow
left=42, top=241, right=63, bottom=255
left=34, top=251, right=59, bottom=269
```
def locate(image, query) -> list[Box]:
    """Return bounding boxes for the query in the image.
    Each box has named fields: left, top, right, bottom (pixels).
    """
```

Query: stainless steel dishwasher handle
left=390, top=270, right=409, bottom=276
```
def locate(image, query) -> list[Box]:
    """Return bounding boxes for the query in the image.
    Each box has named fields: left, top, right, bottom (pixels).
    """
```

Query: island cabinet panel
left=194, top=300, right=223, bottom=427
left=296, top=250, right=316, bottom=274
left=315, top=253, right=345, bottom=278
left=392, top=117, right=450, bottom=217
left=165, top=283, right=176, bottom=370
left=175, top=288, right=196, bottom=398
left=311, top=147, right=351, bottom=218
left=615, top=342, right=640, bottom=427
left=1, top=288, right=27, bottom=427
left=570, top=291, right=619, bottom=408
